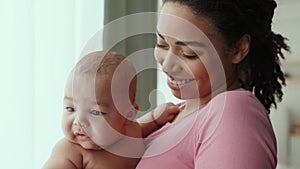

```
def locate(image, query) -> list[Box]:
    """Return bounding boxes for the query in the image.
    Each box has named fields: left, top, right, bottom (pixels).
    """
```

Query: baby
left=43, top=51, right=179, bottom=169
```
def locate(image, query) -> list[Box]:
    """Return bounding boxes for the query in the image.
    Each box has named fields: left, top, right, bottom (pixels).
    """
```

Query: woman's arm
left=137, top=102, right=180, bottom=137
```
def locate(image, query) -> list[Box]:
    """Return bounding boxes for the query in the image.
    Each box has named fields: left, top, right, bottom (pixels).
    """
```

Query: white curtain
left=0, top=0, right=104, bottom=168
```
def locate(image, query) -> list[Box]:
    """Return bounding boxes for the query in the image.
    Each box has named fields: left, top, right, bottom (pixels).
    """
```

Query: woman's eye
left=183, top=54, right=198, bottom=59
left=182, top=51, right=204, bottom=59
left=90, top=110, right=104, bottom=116
left=65, top=107, right=75, bottom=112
left=156, top=43, right=168, bottom=49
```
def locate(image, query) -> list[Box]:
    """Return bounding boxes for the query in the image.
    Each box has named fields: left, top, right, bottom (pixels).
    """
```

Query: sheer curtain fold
left=0, top=1, right=103, bottom=168
left=103, top=0, right=158, bottom=114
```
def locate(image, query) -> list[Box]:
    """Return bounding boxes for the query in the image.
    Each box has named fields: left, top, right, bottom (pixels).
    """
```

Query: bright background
left=0, top=0, right=104, bottom=168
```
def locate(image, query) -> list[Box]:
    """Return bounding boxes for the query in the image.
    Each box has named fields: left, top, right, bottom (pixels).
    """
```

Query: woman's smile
left=167, top=76, right=196, bottom=91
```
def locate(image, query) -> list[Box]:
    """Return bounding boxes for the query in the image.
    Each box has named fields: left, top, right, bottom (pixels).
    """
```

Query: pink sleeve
left=195, top=93, right=277, bottom=169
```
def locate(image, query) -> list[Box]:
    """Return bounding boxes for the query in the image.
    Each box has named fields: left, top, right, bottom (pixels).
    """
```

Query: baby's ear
left=125, top=103, right=139, bottom=123
left=133, top=103, right=139, bottom=111
left=231, top=34, right=251, bottom=64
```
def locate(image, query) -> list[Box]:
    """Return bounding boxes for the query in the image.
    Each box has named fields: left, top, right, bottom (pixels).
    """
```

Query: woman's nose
left=160, top=51, right=182, bottom=74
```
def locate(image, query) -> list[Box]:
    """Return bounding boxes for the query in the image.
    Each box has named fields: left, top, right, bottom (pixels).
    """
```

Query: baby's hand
left=151, top=102, right=180, bottom=126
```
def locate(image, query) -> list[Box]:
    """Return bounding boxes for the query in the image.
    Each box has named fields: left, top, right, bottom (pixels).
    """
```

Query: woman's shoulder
left=214, top=88, right=254, bottom=101
left=204, top=88, right=270, bottom=126
left=194, top=89, right=277, bottom=169
left=211, top=88, right=266, bottom=113
left=194, top=88, right=271, bottom=141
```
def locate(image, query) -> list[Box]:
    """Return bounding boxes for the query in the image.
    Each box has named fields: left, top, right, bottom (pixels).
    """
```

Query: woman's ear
left=231, top=34, right=251, bottom=64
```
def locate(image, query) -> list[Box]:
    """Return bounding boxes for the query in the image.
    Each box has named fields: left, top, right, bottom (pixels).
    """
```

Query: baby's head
left=62, top=51, right=137, bottom=150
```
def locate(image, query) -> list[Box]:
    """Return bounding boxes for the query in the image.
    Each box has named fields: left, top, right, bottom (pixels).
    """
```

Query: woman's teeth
left=169, top=78, right=195, bottom=85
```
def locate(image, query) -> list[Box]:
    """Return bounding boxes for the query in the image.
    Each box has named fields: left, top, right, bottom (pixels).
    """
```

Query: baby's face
left=62, top=74, right=133, bottom=150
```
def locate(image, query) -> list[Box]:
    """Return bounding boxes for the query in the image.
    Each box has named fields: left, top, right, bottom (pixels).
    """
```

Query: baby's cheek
left=61, top=118, right=74, bottom=138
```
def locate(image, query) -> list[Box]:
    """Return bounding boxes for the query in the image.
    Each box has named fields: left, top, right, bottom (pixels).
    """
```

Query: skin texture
left=62, top=74, right=129, bottom=150
left=43, top=51, right=180, bottom=169
left=160, top=0, right=289, bottom=112
left=155, top=2, right=250, bottom=119
left=43, top=52, right=143, bottom=169
left=136, top=2, right=280, bottom=168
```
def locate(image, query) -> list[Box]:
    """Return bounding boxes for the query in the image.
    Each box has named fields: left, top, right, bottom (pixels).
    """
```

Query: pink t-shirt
left=136, top=89, right=277, bottom=169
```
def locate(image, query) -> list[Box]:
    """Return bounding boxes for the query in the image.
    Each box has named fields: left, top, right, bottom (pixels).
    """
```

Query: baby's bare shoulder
left=50, top=138, right=141, bottom=169
left=83, top=149, right=141, bottom=169
left=42, top=138, right=83, bottom=169
left=54, top=138, right=82, bottom=154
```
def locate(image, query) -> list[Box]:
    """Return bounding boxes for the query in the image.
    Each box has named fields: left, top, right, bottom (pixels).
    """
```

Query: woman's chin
left=170, top=86, right=200, bottom=99
left=168, top=79, right=200, bottom=99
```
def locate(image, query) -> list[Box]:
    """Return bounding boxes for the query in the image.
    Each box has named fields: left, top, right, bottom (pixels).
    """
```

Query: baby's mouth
left=75, top=131, right=90, bottom=139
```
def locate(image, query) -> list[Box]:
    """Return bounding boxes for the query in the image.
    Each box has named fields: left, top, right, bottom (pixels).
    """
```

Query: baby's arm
left=42, top=138, right=82, bottom=169
left=138, top=102, right=180, bottom=137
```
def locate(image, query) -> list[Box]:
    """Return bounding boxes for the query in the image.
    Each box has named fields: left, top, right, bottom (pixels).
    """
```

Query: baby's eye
left=90, top=110, right=104, bottom=116
left=65, top=107, right=75, bottom=112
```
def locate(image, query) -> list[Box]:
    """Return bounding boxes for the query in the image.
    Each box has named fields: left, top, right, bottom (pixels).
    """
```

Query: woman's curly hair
left=163, top=0, right=290, bottom=112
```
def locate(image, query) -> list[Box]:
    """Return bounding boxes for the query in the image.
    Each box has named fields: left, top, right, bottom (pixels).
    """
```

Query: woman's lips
left=167, top=76, right=196, bottom=91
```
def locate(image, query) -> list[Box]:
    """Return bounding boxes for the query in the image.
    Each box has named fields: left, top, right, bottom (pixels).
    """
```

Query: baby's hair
left=75, top=51, right=126, bottom=76
left=163, top=0, right=290, bottom=112
left=98, top=52, right=127, bottom=75
left=73, top=51, right=137, bottom=104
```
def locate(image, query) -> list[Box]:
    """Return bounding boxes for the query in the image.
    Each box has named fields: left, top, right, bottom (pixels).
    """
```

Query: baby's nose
left=74, top=114, right=88, bottom=129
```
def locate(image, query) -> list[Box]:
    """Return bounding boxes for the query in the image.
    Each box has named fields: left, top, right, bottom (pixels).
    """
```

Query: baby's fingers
left=166, top=104, right=180, bottom=114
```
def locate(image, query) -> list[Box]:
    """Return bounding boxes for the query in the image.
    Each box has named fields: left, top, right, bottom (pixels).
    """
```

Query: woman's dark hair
left=163, top=0, right=290, bottom=112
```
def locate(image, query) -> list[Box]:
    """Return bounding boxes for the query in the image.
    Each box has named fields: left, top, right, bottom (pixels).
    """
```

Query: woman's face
left=155, top=2, right=238, bottom=102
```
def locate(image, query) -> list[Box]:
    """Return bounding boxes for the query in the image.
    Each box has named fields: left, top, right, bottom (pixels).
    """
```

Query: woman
left=136, top=0, right=289, bottom=168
